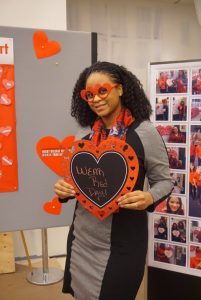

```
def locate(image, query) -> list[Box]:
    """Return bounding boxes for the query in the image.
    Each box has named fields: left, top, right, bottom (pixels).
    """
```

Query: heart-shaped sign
left=33, top=31, right=61, bottom=59
left=0, top=94, right=12, bottom=105
left=43, top=197, right=62, bottom=215
left=36, top=135, right=75, bottom=176
left=164, top=249, right=173, bottom=258
left=172, top=230, right=180, bottom=237
left=0, top=126, right=12, bottom=136
left=62, top=138, right=139, bottom=220
left=2, top=79, right=15, bottom=90
left=2, top=155, right=13, bottom=166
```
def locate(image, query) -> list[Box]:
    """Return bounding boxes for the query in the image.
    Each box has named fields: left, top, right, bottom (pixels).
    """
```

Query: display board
left=0, top=26, right=97, bottom=231
left=148, top=60, right=201, bottom=279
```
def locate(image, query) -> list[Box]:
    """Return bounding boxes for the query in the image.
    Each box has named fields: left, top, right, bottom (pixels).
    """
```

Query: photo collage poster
left=148, top=61, right=201, bottom=277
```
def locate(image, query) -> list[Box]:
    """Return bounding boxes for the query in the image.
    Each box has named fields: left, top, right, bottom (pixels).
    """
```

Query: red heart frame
left=36, top=136, right=75, bottom=176
left=62, top=138, right=139, bottom=220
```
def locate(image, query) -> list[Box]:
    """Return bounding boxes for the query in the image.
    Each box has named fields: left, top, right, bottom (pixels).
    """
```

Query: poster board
left=148, top=59, right=201, bottom=278
left=0, top=26, right=97, bottom=232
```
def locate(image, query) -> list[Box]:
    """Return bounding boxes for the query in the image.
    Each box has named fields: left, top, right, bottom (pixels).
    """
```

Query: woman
left=54, top=61, right=172, bottom=300
left=168, top=126, right=185, bottom=143
left=166, top=196, right=184, bottom=215
left=189, top=163, right=196, bottom=201
left=171, top=222, right=180, bottom=242
left=178, top=100, right=186, bottom=121
left=154, top=217, right=168, bottom=240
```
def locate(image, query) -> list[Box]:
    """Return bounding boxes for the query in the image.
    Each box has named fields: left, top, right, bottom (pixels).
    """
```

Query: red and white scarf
left=89, top=107, right=134, bottom=146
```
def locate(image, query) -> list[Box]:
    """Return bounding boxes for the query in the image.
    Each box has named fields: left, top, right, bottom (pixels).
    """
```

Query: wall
left=67, top=0, right=200, bottom=91
left=0, top=0, right=68, bottom=258
left=0, top=0, right=66, bottom=30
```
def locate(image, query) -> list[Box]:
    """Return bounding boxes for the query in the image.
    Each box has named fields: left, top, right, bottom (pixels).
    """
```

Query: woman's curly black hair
left=71, top=61, right=152, bottom=127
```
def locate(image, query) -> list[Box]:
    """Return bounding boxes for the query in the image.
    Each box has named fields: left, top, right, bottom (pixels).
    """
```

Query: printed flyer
left=148, top=60, right=201, bottom=277
left=0, top=37, right=18, bottom=192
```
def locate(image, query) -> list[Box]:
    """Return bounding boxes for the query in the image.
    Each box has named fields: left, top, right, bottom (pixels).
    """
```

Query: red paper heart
left=43, top=197, right=62, bottom=215
left=33, top=31, right=61, bottom=59
left=36, top=135, right=75, bottom=176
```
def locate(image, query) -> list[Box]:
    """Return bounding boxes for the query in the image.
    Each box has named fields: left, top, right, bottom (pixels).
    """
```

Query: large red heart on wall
left=62, top=138, right=139, bottom=220
left=33, top=31, right=61, bottom=59
left=36, top=136, right=75, bottom=176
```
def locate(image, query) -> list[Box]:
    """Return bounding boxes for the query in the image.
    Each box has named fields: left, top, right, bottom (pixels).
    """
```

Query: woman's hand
left=117, top=190, right=154, bottom=210
left=54, top=179, right=75, bottom=199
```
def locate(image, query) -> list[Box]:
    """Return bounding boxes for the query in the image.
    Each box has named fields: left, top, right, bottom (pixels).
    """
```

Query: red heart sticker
left=43, top=197, right=62, bottom=215
left=36, top=135, right=75, bottom=176
left=33, top=31, right=61, bottom=59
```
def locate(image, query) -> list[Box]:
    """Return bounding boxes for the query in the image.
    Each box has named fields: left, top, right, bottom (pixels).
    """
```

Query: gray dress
left=61, top=120, right=173, bottom=300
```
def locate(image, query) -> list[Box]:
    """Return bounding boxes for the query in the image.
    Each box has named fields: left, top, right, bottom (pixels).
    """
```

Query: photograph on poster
left=155, top=96, right=169, bottom=121
left=167, top=146, right=186, bottom=170
left=172, top=96, right=187, bottom=121
left=190, top=125, right=201, bottom=165
left=154, top=242, right=186, bottom=267
left=156, top=69, right=188, bottom=94
left=190, top=245, right=201, bottom=269
left=154, top=215, right=168, bottom=240
left=170, top=172, right=186, bottom=195
left=190, top=220, right=201, bottom=243
left=189, top=125, right=201, bottom=218
left=170, top=217, right=186, bottom=243
left=189, top=164, right=201, bottom=218
left=155, top=195, right=186, bottom=216
left=156, top=124, right=186, bottom=144
left=191, top=98, right=201, bottom=121
left=192, top=69, right=201, bottom=95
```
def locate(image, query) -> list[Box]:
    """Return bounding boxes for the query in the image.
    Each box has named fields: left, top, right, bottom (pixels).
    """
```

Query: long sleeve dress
left=61, top=119, right=173, bottom=300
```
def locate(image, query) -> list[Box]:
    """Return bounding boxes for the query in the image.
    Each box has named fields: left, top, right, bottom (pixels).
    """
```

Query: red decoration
left=36, top=136, right=75, bottom=176
left=43, top=197, right=62, bottom=215
left=33, top=31, right=61, bottom=59
left=62, top=138, right=139, bottom=220
left=0, top=64, right=18, bottom=192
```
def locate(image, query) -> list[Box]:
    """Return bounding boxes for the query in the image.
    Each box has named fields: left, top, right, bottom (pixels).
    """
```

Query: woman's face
left=85, top=72, right=122, bottom=128
left=168, top=197, right=181, bottom=212
left=173, top=126, right=178, bottom=134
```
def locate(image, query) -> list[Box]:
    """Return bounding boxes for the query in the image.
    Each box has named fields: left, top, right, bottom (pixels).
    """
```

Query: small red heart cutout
left=33, top=31, right=61, bottom=59
left=43, top=197, right=62, bottom=215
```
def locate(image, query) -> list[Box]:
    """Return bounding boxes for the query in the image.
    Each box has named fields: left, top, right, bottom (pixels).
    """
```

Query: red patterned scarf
left=90, top=107, right=134, bottom=146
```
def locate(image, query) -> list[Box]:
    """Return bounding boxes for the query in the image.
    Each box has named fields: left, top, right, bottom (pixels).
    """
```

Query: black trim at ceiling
left=91, top=32, right=97, bottom=64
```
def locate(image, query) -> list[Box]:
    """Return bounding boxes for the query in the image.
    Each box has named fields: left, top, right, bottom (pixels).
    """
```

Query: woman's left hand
left=117, top=190, right=154, bottom=210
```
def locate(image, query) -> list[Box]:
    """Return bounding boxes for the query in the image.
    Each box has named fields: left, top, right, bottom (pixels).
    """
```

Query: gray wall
left=0, top=26, right=95, bottom=231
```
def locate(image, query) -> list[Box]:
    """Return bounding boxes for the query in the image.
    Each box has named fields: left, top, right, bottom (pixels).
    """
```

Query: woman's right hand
left=54, top=179, right=75, bottom=199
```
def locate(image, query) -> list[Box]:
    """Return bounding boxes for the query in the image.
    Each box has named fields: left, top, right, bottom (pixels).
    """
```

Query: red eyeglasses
left=80, top=83, right=118, bottom=102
